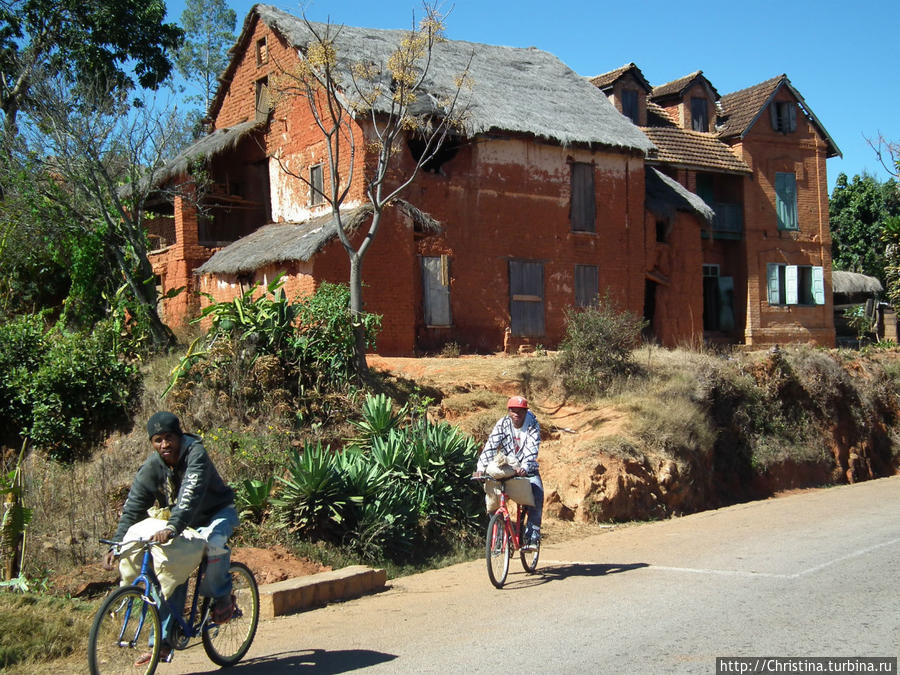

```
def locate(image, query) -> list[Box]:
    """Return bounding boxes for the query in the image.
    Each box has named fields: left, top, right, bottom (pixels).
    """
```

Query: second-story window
left=255, top=76, right=270, bottom=121
left=775, top=172, right=798, bottom=231
left=309, top=164, right=324, bottom=205
left=570, top=162, right=596, bottom=232
left=691, top=97, right=708, bottom=132
left=621, top=89, right=639, bottom=124
left=771, top=101, right=797, bottom=133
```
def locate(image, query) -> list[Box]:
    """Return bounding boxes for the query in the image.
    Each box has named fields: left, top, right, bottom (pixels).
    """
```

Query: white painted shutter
left=785, top=265, right=799, bottom=305
left=812, top=266, right=825, bottom=305
left=767, top=264, right=781, bottom=304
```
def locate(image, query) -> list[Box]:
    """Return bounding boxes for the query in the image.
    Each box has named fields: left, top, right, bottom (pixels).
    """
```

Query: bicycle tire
left=519, top=512, right=540, bottom=573
left=486, top=511, right=510, bottom=588
left=88, top=585, right=161, bottom=675
left=201, top=561, right=260, bottom=666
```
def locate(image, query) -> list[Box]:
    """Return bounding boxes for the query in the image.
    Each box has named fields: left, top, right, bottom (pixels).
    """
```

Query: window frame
left=309, top=164, right=325, bottom=205
left=256, top=37, right=268, bottom=67
left=775, top=172, right=799, bottom=231
left=690, top=96, right=708, bottom=132
left=570, top=161, right=596, bottom=233
left=574, top=264, right=599, bottom=308
left=771, top=101, right=797, bottom=134
left=766, top=263, right=824, bottom=306
left=621, top=89, right=639, bottom=124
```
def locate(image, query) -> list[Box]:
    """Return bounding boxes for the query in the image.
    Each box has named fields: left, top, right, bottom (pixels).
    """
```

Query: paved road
left=169, top=476, right=900, bottom=674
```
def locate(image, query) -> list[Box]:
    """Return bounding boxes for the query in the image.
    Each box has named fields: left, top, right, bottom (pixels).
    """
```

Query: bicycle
left=472, top=474, right=540, bottom=588
left=88, top=538, right=260, bottom=674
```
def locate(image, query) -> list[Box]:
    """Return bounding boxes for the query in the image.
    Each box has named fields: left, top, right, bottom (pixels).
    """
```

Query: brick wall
left=730, top=89, right=835, bottom=347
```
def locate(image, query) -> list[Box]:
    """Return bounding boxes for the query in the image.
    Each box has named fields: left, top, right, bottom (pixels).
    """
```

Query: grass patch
left=0, top=593, right=95, bottom=670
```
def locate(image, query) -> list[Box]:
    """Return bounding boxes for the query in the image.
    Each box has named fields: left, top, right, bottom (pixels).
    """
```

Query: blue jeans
left=524, top=474, right=544, bottom=541
left=158, top=505, right=239, bottom=645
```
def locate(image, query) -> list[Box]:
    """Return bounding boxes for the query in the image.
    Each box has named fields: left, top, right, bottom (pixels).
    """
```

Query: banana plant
left=1, top=439, right=32, bottom=582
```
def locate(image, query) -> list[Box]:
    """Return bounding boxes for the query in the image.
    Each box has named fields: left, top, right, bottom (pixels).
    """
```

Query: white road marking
left=543, top=537, right=900, bottom=580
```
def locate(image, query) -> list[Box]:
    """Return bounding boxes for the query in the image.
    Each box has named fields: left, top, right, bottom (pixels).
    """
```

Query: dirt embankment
left=370, top=352, right=900, bottom=524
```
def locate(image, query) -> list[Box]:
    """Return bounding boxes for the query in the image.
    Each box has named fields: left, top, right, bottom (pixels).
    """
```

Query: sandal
left=134, top=645, right=171, bottom=666
left=212, top=595, right=235, bottom=624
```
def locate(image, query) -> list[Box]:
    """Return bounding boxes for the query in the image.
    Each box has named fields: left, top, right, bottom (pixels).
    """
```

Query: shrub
left=167, top=280, right=380, bottom=428
left=0, top=317, right=141, bottom=461
left=555, top=295, right=646, bottom=397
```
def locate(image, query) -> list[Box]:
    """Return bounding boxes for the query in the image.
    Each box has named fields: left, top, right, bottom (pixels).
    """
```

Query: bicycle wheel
left=486, top=512, right=510, bottom=588
left=202, top=561, right=260, bottom=666
left=88, top=585, right=161, bottom=675
left=519, top=512, right=540, bottom=574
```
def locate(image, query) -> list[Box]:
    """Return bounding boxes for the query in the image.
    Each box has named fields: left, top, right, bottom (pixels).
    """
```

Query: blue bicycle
left=88, top=538, right=259, bottom=674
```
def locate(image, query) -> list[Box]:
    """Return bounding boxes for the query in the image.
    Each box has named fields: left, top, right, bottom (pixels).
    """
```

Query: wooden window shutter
left=785, top=265, right=799, bottom=305
left=570, top=163, right=596, bottom=232
left=767, top=263, right=781, bottom=304
left=812, top=266, right=825, bottom=305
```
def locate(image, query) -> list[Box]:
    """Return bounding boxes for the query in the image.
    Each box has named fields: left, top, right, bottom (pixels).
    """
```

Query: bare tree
left=13, top=76, right=196, bottom=348
left=270, top=5, right=472, bottom=375
left=867, top=133, right=900, bottom=179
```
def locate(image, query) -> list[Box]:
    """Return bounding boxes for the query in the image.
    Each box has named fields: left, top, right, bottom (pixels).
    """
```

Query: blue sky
left=168, top=0, right=900, bottom=192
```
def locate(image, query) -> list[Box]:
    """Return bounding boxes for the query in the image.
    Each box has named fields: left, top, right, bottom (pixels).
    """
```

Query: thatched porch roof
left=195, top=200, right=440, bottom=276
left=644, top=167, right=714, bottom=224
left=831, top=270, right=883, bottom=295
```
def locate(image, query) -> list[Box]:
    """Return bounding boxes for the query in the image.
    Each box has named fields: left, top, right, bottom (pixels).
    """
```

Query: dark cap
left=147, top=411, right=183, bottom=439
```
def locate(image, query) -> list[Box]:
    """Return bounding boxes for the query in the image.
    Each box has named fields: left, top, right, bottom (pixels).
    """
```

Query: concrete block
left=257, top=565, right=387, bottom=618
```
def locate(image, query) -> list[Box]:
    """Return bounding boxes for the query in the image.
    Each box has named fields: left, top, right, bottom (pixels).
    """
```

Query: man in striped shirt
left=475, top=396, right=544, bottom=549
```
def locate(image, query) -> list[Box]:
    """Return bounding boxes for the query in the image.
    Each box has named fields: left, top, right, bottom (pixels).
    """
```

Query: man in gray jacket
left=104, top=411, right=238, bottom=663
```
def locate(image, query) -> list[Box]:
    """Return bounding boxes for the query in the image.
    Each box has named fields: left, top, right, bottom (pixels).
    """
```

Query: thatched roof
left=157, top=121, right=263, bottom=184
left=195, top=200, right=440, bottom=276
left=644, top=167, right=714, bottom=224
left=831, top=270, right=883, bottom=295
left=224, top=5, right=654, bottom=154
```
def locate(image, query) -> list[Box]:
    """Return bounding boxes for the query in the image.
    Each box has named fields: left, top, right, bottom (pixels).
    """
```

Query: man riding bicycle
left=474, top=396, right=543, bottom=549
left=103, top=411, right=238, bottom=664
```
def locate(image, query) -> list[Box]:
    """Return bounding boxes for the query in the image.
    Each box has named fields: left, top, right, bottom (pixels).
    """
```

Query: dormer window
left=691, top=97, right=708, bottom=131
left=621, top=89, right=639, bottom=124
left=771, top=101, right=797, bottom=133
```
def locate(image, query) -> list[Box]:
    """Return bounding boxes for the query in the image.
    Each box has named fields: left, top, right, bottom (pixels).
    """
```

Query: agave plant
left=347, top=393, right=408, bottom=449
left=273, top=441, right=345, bottom=536
left=235, top=477, right=275, bottom=524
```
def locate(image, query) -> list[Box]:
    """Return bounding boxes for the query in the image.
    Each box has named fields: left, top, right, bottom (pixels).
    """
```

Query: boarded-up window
left=570, top=162, right=596, bottom=232
left=255, top=76, right=270, bottom=121
left=621, top=89, right=639, bottom=124
left=574, top=264, right=599, bottom=307
left=309, top=164, right=324, bottom=205
left=691, top=97, right=708, bottom=132
left=509, top=260, right=544, bottom=336
left=422, top=256, right=451, bottom=326
left=775, top=172, right=798, bottom=230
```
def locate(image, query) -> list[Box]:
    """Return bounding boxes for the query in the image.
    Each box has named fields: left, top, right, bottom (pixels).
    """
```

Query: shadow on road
left=498, top=561, right=649, bottom=589
left=196, top=648, right=397, bottom=673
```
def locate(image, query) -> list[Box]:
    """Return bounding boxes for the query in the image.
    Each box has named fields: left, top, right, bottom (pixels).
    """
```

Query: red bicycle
left=472, top=474, right=540, bottom=588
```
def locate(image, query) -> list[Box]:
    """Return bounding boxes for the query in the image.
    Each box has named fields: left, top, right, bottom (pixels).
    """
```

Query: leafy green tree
left=829, top=172, right=900, bottom=283
left=0, top=0, right=183, bottom=133
left=175, top=0, right=236, bottom=115
left=8, top=75, right=192, bottom=347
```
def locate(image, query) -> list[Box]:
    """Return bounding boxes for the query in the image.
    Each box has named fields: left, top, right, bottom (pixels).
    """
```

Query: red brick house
left=148, top=6, right=836, bottom=354
left=592, top=64, right=840, bottom=346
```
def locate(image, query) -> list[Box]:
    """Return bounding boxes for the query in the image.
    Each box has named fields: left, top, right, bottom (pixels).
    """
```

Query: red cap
left=507, top=396, right=528, bottom=409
